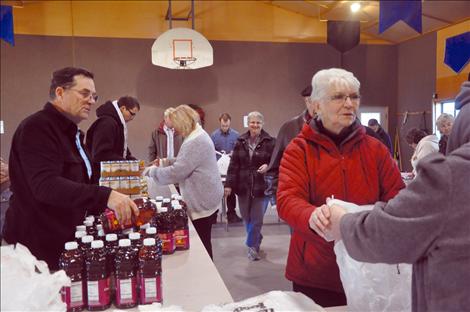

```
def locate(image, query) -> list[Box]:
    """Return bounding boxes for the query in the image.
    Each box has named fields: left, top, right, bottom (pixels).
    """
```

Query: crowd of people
left=1, top=65, right=468, bottom=311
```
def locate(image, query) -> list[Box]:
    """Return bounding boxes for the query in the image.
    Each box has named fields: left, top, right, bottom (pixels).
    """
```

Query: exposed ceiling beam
left=422, top=13, right=452, bottom=24
left=1, top=0, right=24, bottom=8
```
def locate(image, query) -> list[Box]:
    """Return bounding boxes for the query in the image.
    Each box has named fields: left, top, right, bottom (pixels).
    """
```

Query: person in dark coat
left=225, top=111, right=275, bottom=261
left=265, top=85, right=315, bottom=201
left=86, top=96, right=140, bottom=183
left=2, top=67, right=138, bottom=270
left=368, top=118, right=393, bottom=154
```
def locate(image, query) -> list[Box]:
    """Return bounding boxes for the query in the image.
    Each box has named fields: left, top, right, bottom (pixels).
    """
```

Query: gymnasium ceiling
left=2, top=0, right=470, bottom=44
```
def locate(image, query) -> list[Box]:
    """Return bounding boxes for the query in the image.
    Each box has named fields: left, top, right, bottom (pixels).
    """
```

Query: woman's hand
left=224, top=187, right=232, bottom=197
left=257, top=164, right=268, bottom=174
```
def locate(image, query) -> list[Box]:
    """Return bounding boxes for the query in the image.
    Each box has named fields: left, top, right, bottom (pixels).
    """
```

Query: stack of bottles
left=60, top=195, right=190, bottom=311
left=98, top=160, right=148, bottom=196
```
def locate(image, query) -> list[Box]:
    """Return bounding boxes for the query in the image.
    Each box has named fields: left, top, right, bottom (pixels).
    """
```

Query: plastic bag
left=201, top=290, right=325, bottom=312
left=216, top=151, right=231, bottom=176
left=1, top=243, right=69, bottom=311
left=329, top=199, right=412, bottom=312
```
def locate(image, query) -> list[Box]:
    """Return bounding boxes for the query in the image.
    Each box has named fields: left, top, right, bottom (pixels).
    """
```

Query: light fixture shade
left=151, top=27, right=213, bottom=70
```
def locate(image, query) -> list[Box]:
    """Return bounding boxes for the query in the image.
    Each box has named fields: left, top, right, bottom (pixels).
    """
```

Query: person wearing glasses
left=86, top=95, right=140, bottom=183
left=277, top=68, right=404, bottom=307
left=2, top=67, right=138, bottom=270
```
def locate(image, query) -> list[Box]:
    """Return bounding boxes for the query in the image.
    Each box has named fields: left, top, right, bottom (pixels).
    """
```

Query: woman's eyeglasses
left=330, top=93, right=361, bottom=103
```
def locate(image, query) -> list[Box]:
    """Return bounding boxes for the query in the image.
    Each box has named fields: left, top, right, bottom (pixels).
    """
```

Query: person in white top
left=405, top=128, right=439, bottom=177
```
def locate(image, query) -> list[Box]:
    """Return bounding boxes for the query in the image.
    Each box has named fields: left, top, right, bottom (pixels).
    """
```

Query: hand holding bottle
left=107, top=190, right=139, bottom=226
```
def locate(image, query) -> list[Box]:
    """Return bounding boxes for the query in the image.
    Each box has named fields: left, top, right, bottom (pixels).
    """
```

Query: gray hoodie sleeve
left=340, top=152, right=451, bottom=264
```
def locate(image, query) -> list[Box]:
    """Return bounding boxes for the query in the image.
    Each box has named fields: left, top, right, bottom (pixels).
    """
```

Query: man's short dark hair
left=368, top=119, right=379, bottom=127
left=49, top=67, right=94, bottom=99
left=219, top=113, right=231, bottom=122
left=117, top=96, right=140, bottom=110
left=301, top=85, right=312, bottom=97
left=405, top=128, right=428, bottom=145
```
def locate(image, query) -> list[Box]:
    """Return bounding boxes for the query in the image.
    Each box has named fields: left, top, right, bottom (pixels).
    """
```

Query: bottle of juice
left=173, top=204, right=190, bottom=250
left=104, top=234, right=118, bottom=301
left=138, top=238, right=162, bottom=305
left=114, top=239, right=138, bottom=309
left=100, top=198, right=156, bottom=233
left=80, top=235, right=94, bottom=256
left=155, top=207, right=175, bottom=254
left=85, top=240, right=110, bottom=311
left=145, top=227, right=163, bottom=256
left=59, top=241, right=85, bottom=312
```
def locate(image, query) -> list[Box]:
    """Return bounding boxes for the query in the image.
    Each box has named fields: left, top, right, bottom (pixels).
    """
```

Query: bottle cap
left=86, top=216, right=95, bottom=223
left=83, top=220, right=93, bottom=227
left=97, top=229, right=105, bottom=237
left=119, top=239, right=131, bottom=247
left=129, top=232, right=141, bottom=240
left=146, top=227, right=157, bottom=235
left=173, top=204, right=182, bottom=210
left=155, top=196, right=164, bottom=201
left=163, top=198, right=171, bottom=203
left=171, top=194, right=179, bottom=200
left=160, top=207, right=168, bottom=213
left=140, top=223, right=150, bottom=230
left=76, top=225, right=86, bottom=232
left=143, top=238, right=156, bottom=246
left=122, top=228, right=134, bottom=236
left=75, top=231, right=87, bottom=239
left=91, top=240, right=104, bottom=249
left=106, top=233, right=118, bottom=241
left=65, top=241, right=78, bottom=250
left=96, top=224, right=103, bottom=231
left=82, top=235, right=94, bottom=244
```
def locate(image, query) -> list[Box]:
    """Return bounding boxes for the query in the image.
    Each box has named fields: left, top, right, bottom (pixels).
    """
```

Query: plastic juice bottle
left=80, top=235, right=94, bottom=256
left=156, top=207, right=175, bottom=255
left=145, top=227, right=163, bottom=256
left=85, top=240, right=111, bottom=311
left=162, top=198, right=171, bottom=211
left=84, top=220, right=97, bottom=238
left=75, top=231, right=87, bottom=246
left=59, top=241, right=85, bottom=312
left=138, top=238, right=162, bottom=305
left=114, top=239, right=138, bottom=309
left=105, top=234, right=118, bottom=300
left=173, top=204, right=190, bottom=250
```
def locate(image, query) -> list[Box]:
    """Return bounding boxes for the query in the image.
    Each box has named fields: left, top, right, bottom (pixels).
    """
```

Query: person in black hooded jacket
left=86, top=96, right=140, bottom=183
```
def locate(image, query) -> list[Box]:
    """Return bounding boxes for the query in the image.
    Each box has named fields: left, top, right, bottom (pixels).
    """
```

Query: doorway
left=359, top=106, right=389, bottom=131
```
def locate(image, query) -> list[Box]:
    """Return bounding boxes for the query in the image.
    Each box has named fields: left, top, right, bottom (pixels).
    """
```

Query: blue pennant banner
left=444, top=32, right=470, bottom=74
left=0, top=5, right=14, bottom=46
left=379, top=0, right=422, bottom=34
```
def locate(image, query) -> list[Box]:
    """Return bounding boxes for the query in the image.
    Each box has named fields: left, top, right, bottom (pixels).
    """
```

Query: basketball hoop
left=173, top=56, right=197, bottom=68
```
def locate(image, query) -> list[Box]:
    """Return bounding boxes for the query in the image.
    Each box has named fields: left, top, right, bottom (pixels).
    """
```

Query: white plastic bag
left=216, top=151, right=231, bottom=176
left=201, top=290, right=325, bottom=312
left=1, top=243, right=69, bottom=311
left=329, top=199, right=412, bottom=312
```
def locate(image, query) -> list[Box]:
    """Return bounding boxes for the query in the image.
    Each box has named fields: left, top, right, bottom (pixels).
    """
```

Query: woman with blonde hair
left=144, top=105, right=223, bottom=259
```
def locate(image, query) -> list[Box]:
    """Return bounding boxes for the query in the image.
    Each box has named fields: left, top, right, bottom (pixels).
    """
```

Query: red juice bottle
left=173, top=204, right=190, bottom=250
left=105, top=233, right=118, bottom=301
left=85, top=240, right=111, bottom=311
left=114, top=239, right=138, bottom=309
left=145, top=227, right=163, bottom=256
left=138, top=238, right=162, bottom=305
left=155, top=207, right=175, bottom=255
left=80, top=235, right=94, bottom=257
left=59, top=241, right=85, bottom=312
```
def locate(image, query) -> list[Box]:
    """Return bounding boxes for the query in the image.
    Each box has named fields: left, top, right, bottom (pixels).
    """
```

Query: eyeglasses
left=66, top=88, right=98, bottom=102
left=127, top=108, right=137, bottom=117
left=330, top=93, right=361, bottom=103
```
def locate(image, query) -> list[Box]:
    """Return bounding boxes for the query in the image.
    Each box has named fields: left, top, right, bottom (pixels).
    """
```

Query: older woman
left=436, top=113, right=454, bottom=155
left=225, top=112, right=275, bottom=261
left=277, top=68, right=404, bottom=307
left=144, top=105, right=223, bottom=259
left=405, top=128, right=439, bottom=177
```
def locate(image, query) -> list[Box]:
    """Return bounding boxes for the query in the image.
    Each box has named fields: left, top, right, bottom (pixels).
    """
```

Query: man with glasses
left=86, top=95, right=140, bottom=183
left=2, top=67, right=138, bottom=270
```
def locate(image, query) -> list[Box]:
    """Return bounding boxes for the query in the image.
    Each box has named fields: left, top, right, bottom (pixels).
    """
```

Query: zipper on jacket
left=340, top=156, right=347, bottom=198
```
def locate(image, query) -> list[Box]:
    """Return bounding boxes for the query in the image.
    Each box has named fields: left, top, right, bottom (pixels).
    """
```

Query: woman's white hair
left=247, top=111, right=264, bottom=123
left=436, top=113, right=454, bottom=128
left=310, top=68, right=361, bottom=103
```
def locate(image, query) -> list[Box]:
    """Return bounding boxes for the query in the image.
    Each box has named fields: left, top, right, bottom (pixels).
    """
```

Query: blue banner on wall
left=444, top=32, right=470, bottom=73
left=0, top=5, right=14, bottom=46
left=379, top=0, right=422, bottom=34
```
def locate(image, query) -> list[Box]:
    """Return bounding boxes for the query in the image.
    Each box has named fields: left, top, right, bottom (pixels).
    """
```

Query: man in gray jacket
left=313, top=80, right=470, bottom=312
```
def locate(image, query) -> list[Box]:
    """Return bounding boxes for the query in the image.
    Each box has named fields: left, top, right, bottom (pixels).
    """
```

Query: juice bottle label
left=87, top=278, right=110, bottom=306
left=174, top=229, right=190, bottom=249
left=61, top=281, right=84, bottom=308
left=158, top=233, right=175, bottom=253
left=139, top=276, right=162, bottom=304
left=115, top=277, right=137, bottom=305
